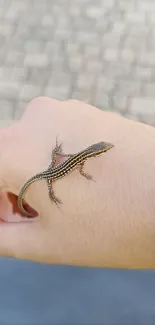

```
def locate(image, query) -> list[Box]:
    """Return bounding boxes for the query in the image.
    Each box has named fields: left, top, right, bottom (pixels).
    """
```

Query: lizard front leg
left=47, top=137, right=74, bottom=205
left=48, top=137, right=73, bottom=170
left=48, top=137, right=63, bottom=170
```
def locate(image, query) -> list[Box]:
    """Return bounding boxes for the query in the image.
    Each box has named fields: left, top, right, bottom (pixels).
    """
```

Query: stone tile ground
left=0, top=0, right=155, bottom=125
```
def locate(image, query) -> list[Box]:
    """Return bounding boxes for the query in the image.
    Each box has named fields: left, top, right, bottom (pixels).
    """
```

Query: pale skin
left=0, top=97, right=155, bottom=269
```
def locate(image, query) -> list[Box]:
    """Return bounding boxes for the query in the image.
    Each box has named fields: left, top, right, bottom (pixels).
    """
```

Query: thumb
left=0, top=187, right=58, bottom=264
left=0, top=185, right=49, bottom=262
left=0, top=180, right=40, bottom=262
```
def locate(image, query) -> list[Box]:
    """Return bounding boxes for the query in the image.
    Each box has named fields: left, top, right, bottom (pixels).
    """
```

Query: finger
left=0, top=190, right=40, bottom=260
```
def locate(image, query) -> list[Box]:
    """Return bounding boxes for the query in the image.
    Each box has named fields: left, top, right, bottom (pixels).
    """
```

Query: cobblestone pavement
left=0, top=0, right=155, bottom=125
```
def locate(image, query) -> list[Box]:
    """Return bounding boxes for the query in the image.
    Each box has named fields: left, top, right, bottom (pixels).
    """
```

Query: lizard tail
left=17, top=173, right=43, bottom=218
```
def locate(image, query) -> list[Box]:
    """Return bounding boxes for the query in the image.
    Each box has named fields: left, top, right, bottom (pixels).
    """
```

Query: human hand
left=0, top=97, right=155, bottom=269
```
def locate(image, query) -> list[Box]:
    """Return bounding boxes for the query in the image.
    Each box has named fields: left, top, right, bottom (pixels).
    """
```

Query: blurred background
left=0, top=0, right=155, bottom=324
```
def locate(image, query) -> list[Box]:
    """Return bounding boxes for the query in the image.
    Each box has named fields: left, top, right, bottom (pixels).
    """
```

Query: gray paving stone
left=48, top=73, right=71, bottom=87
left=124, top=37, right=146, bottom=51
left=66, top=43, right=81, bottom=56
left=24, top=40, right=42, bottom=53
left=0, top=67, right=13, bottom=81
left=73, top=16, right=97, bottom=32
left=68, top=57, right=83, bottom=72
left=69, top=4, right=81, bottom=16
left=128, top=25, right=150, bottom=36
left=0, top=0, right=154, bottom=126
left=140, top=1, right=155, bottom=12
left=45, top=42, right=62, bottom=57
left=104, top=62, right=131, bottom=79
left=86, top=60, right=102, bottom=73
left=123, top=112, right=140, bottom=122
left=15, top=25, right=31, bottom=39
left=116, top=80, right=141, bottom=96
left=134, top=66, right=152, bottom=81
left=84, top=45, right=100, bottom=58
left=0, top=119, right=13, bottom=127
left=120, top=49, right=135, bottom=63
left=14, top=101, right=28, bottom=119
left=0, top=7, right=6, bottom=19
left=5, top=10, right=18, bottom=23
left=118, top=0, right=136, bottom=11
left=55, top=29, right=71, bottom=41
left=140, top=114, right=155, bottom=126
left=46, top=74, right=71, bottom=97
left=6, top=51, right=24, bottom=65
left=97, top=76, right=115, bottom=93
left=0, top=23, right=14, bottom=37
left=44, top=87, right=70, bottom=100
left=27, top=68, right=50, bottom=86
left=95, top=19, right=108, bottom=32
left=0, top=100, right=14, bottom=119
left=112, top=22, right=126, bottom=34
left=0, top=82, right=20, bottom=100
left=104, top=49, right=118, bottom=61
left=95, top=91, right=111, bottom=110
left=8, top=1, right=28, bottom=13
left=101, top=0, right=114, bottom=8
left=139, top=52, right=155, bottom=66
left=42, top=15, right=54, bottom=27
left=149, top=14, right=155, bottom=23
left=19, top=84, right=41, bottom=101
left=111, top=94, right=129, bottom=113
left=76, top=74, right=94, bottom=90
left=21, top=15, right=41, bottom=27
left=71, top=89, right=92, bottom=103
left=77, top=31, right=98, bottom=44
left=102, top=33, right=121, bottom=48
left=24, top=54, right=49, bottom=68
left=11, top=67, right=28, bottom=82
left=52, top=57, right=68, bottom=72
left=126, top=12, right=146, bottom=23
left=86, top=6, right=104, bottom=19
left=142, top=83, right=155, bottom=97
left=130, top=97, right=155, bottom=115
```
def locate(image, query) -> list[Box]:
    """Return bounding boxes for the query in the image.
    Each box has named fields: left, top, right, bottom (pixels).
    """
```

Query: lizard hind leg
left=47, top=177, right=62, bottom=207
